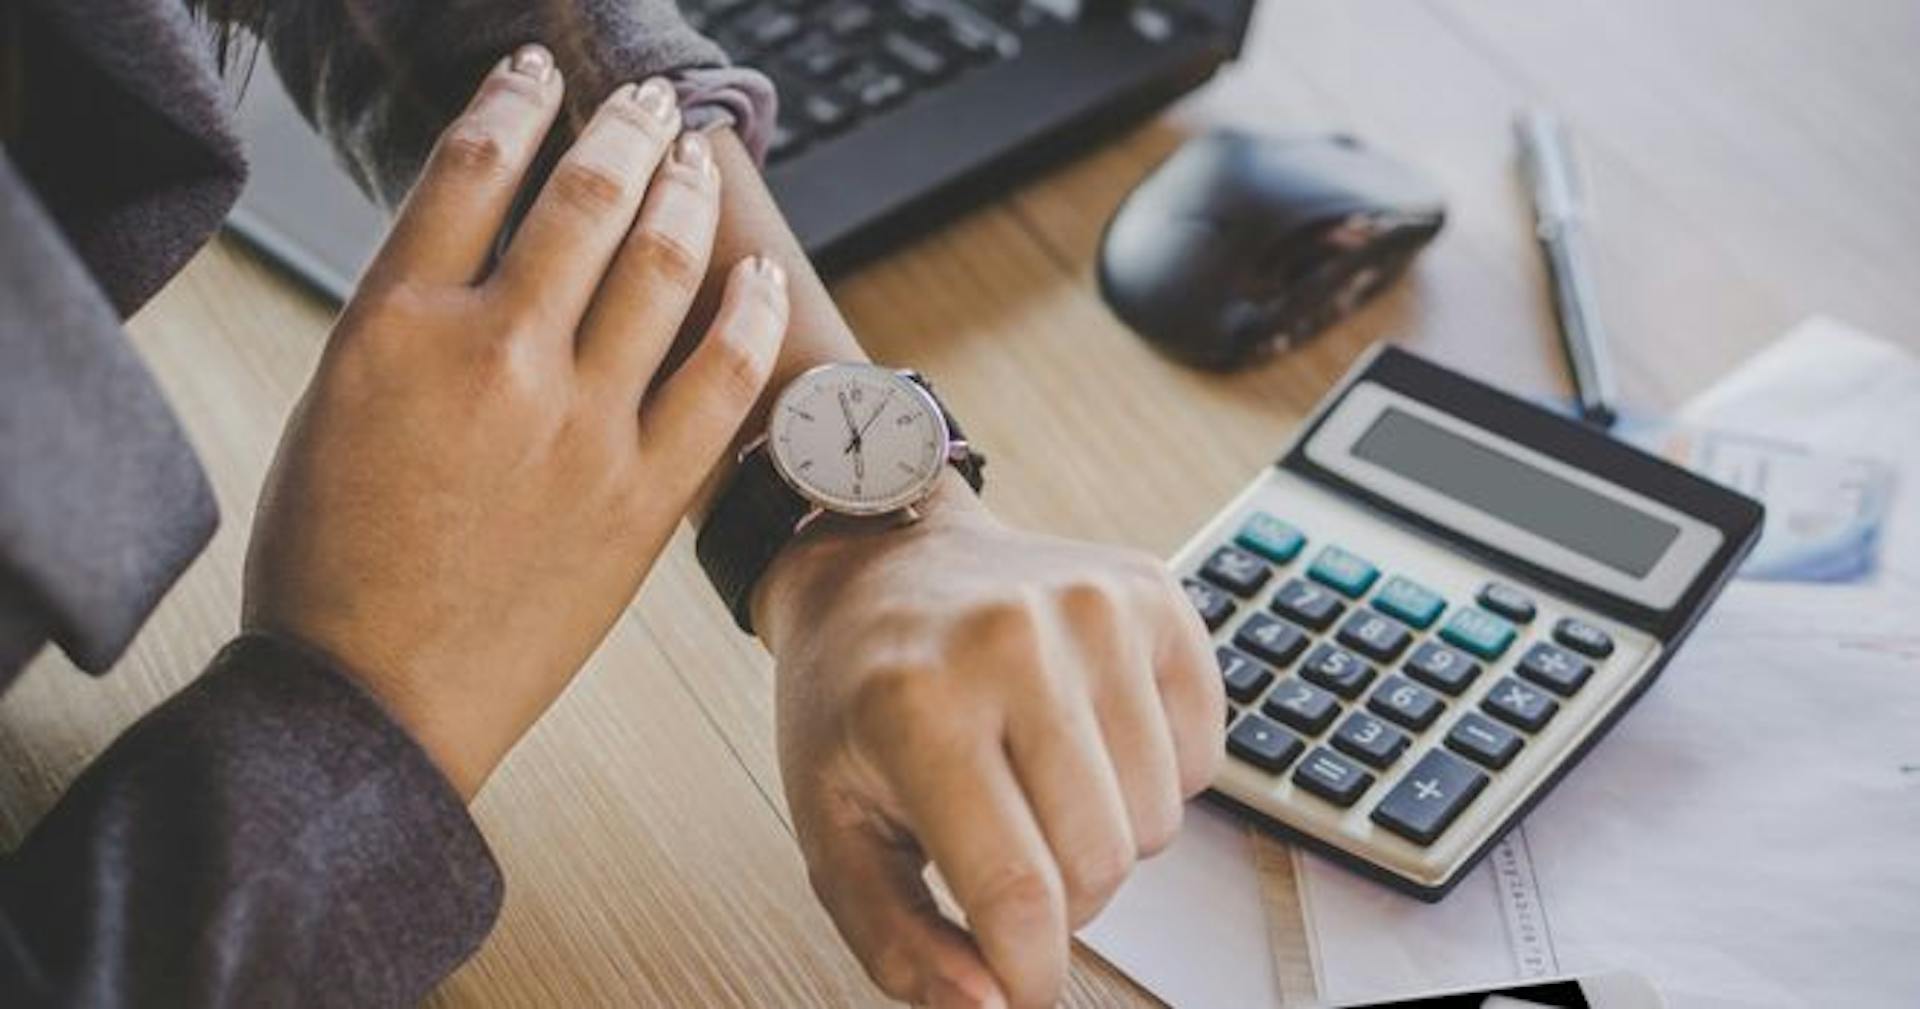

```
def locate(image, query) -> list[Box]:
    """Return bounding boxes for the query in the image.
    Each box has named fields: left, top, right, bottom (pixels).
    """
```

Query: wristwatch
left=696, top=362, right=985, bottom=633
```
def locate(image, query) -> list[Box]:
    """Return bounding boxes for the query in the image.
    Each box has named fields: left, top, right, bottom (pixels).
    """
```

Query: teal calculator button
left=1307, top=546, right=1379, bottom=597
left=1372, top=576, right=1446, bottom=629
left=1235, top=513, right=1305, bottom=563
left=1440, top=607, right=1517, bottom=659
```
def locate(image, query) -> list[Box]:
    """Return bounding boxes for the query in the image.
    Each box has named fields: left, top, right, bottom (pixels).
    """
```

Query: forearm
left=0, top=635, right=499, bottom=1005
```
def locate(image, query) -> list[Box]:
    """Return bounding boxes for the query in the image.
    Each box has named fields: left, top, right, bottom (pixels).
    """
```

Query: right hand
left=242, top=45, right=789, bottom=798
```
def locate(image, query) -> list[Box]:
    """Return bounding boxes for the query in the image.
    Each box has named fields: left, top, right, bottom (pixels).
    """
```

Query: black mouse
left=1097, top=130, right=1445, bottom=370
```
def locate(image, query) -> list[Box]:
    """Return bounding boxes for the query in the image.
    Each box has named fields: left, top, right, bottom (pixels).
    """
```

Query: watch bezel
left=765, top=363, right=953, bottom=517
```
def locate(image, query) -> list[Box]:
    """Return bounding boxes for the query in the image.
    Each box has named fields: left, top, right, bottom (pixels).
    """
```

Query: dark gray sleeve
left=256, top=0, right=775, bottom=211
left=0, top=633, right=502, bottom=1007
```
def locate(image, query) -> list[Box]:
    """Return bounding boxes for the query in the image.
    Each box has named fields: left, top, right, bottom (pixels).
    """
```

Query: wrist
left=749, top=470, right=991, bottom=650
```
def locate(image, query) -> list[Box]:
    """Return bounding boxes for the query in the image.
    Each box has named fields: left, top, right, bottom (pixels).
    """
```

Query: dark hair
left=184, top=0, right=269, bottom=72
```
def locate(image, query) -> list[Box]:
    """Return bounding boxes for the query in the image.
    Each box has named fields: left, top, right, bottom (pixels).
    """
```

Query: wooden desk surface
left=4, top=1, right=1916, bottom=1005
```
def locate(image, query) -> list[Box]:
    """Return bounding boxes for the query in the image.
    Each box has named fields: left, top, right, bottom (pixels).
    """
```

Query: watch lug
left=794, top=506, right=828, bottom=535
left=900, top=504, right=922, bottom=524
left=737, top=432, right=769, bottom=464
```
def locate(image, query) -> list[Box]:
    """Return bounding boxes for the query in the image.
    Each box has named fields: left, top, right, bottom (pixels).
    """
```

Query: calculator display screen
left=1352, top=408, right=1682, bottom=577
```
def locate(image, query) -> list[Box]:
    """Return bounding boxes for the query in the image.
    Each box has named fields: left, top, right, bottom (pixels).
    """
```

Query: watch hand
left=854, top=390, right=896, bottom=444
left=838, top=390, right=863, bottom=455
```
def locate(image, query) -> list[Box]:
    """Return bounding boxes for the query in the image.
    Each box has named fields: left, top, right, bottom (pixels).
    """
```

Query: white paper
left=1081, top=801, right=1285, bottom=1007
left=1306, top=319, right=1920, bottom=1008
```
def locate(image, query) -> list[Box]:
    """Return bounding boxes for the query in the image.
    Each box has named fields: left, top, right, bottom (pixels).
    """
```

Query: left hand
left=755, top=480, right=1225, bottom=1009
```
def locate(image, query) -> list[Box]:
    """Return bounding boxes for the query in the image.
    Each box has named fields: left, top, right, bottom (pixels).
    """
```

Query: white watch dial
left=768, top=364, right=949, bottom=515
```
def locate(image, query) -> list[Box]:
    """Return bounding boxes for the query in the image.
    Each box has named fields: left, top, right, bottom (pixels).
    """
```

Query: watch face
left=768, top=364, right=950, bottom=515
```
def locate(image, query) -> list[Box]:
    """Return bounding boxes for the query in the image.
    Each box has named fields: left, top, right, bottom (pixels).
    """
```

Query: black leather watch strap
left=696, top=370, right=983, bottom=635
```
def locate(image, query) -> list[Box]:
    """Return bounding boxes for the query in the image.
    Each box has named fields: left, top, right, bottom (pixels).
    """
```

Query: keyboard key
left=881, top=31, right=951, bottom=79
left=787, top=32, right=853, bottom=78
left=800, top=92, right=854, bottom=133
left=1336, top=609, right=1413, bottom=663
left=768, top=122, right=807, bottom=161
left=1476, top=582, right=1537, bottom=624
left=1234, top=613, right=1309, bottom=668
left=1445, top=712, right=1523, bottom=770
left=1262, top=678, right=1341, bottom=735
left=1330, top=712, right=1409, bottom=769
left=1197, top=544, right=1271, bottom=598
left=1292, top=747, right=1375, bottom=807
left=1216, top=646, right=1273, bottom=704
left=1234, top=512, right=1305, bottom=563
left=1300, top=643, right=1376, bottom=699
left=1553, top=617, right=1615, bottom=658
left=737, top=4, right=803, bottom=47
left=1181, top=577, right=1235, bottom=631
left=1270, top=578, right=1344, bottom=631
left=1403, top=641, right=1482, bottom=695
left=1439, top=607, right=1517, bottom=659
left=1367, top=676, right=1445, bottom=731
left=1308, top=545, right=1379, bottom=597
left=822, top=0, right=877, bottom=35
left=1370, top=749, right=1488, bottom=845
left=1227, top=714, right=1304, bottom=773
left=840, top=62, right=909, bottom=109
left=1371, top=575, right=1445, bottom=629
left=1516, top=641, right=1593, bottom=697
left=1483, top=676, right=1559, bottom=732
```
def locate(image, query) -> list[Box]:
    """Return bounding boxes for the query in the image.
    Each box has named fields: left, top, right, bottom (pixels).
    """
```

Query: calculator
left=1175, top=345, right=1762, bottom=899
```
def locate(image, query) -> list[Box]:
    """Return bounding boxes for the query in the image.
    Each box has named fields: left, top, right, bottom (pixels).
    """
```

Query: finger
left=1003, top=624, right=1136, bottom=928
left=637, top=256, right=787, bottom=489
left=886, top=740, right=1069, bottom=1009
left=374, top=44, right=563, bottom=287
left=1076, top=598, right=1186, bottom=859
left=1153, top=581, right=1229, bottom=797
left=576, top=130, right=720, bottom=400
left=805, top=816, right=1007, bottom=1009
left=490, top=77, right=683, bottom=335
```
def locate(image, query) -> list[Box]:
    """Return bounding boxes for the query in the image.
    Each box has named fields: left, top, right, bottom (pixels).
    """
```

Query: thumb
left=805, top=815, right=1007, bottom=1008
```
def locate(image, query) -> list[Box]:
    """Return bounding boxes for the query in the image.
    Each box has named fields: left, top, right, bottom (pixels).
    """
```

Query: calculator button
left=1331, top=712, right=1409, bottom=769
left=1233, top=613, right=1309, bottom=668
left=1370, top=749, right=1489, bottom=846
left=1335, top=609, right=1413, bottom=663
left=1371, top=576, right=1446, bottom=630
left=1553, top=617, right=1615, bottom=658
left=1403, top=641, right=1482, bottom=695
left=1445, top=712, right=1523, bottom=770
left=1235, top=512, right=1306, bottom=564
left=1182, top=578, right=1236, bottom=631
left=1216, top=646, right=1274, bottom=704
left=1476, top=582, right=1537, bottom=624
left=1367, top=676, right=1445, bottom=731
left=1270, top=578, right=1345, bottom=631
left=1516, top=641, right=1593, bottom=697
left=1292, top=747, right=1375, bottom=807
left=1198, top=544, right=1271, bottom=598
left=1482, top=676, right=1559, bottom=732
left=1307, top=545, right=1379, bottom=598
left=1227, top=713, right=1305, bottom=773
left=1301, top=643, right=1377, bottom=699
left=1262, top=678, right=1342, bottom=735
left=1439, top=607, right=1517, bottom=660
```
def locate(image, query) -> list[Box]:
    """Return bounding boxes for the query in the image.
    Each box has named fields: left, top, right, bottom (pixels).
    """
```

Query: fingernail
left=752, top=254, right=787, bottom=291
left=674, top=130, right=713, bottom=177
left=632, top=77, right=677, bottom=124
left=509, top=44, right=552, bottom=82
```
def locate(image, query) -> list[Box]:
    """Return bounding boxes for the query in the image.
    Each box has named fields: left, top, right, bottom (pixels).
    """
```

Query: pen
left=1515, top=110, right=1619, bottom=429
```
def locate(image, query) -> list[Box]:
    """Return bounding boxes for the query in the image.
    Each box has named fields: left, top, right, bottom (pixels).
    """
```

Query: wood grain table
left=4, top=1, right=1915, bottom=1005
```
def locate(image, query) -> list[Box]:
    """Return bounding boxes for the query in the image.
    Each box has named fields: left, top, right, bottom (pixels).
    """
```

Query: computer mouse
left=1097, top=130, right=1445, bottom=370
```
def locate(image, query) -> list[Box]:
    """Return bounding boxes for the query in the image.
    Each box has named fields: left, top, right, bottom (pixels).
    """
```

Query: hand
left=756, top=483, right=1225, bottom=1008
left=242, top=45, right=788, bottom=798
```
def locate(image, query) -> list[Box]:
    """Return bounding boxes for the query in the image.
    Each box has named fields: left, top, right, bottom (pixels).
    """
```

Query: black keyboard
left=686, top=0, right=1051, bottom=163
